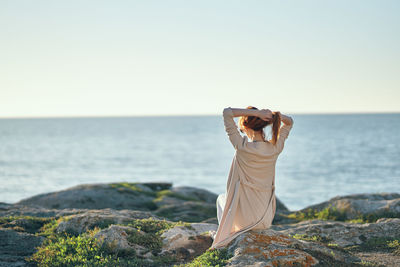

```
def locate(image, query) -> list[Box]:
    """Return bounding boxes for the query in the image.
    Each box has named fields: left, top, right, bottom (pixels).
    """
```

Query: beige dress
left=210, top=107, right=293, bottom=249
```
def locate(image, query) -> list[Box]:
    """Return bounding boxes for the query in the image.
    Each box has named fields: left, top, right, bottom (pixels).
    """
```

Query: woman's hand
left=258, top=109, right=273, bottom=121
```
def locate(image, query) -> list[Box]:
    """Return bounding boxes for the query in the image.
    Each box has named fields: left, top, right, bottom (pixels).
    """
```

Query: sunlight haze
left=1, top=0, right=399, bottom=118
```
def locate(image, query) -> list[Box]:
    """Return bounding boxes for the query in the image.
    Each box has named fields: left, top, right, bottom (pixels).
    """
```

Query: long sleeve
left=275, top=123, right=293, bottom=153
left=223, top=107, right=245, bottom=150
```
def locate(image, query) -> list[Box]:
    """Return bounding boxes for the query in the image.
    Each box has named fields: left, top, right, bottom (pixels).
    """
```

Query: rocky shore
left=0, top=182, right=399, bottom=266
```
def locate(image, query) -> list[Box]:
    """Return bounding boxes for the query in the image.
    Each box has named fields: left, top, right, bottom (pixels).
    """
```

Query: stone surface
left=0, top=204, right=90, bottom=218
left=56, top=209, right=160, bottom=235
left=155, top=201, right=217, bottom=223
left=0, top=228, right=44, bottom=267
left=170, top=186, right=218, bottom=204
left=271, top=218, right=400, bottom=247
left=0, top=202, right=12, bottom=211
left=300, top=192, right=400, bottom=220
left=2, top=182, right=400, bottom=267
left=94, top=225, right=152, bottom=258
left=224, top=229, right=359, bottom=267
left=160, top=223, right=218, bottom=262
left=140, top=182, right=172, bottom=191
left=14, top=183, right=157, bottom=211
left=276, top=197, right=290, bottom=213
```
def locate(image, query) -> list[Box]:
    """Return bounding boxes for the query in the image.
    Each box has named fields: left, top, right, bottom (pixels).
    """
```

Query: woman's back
left=210, top=107, right=293, bottom=249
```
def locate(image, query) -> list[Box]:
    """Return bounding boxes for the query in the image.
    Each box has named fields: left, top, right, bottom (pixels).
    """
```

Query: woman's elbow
left=223, top=107, right=231, bottom=116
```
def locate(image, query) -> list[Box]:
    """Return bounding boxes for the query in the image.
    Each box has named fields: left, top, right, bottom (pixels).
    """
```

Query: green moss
left=387, top=239, right=400, bottom=255
left=123, top=217, right=175, bottom=234
left=346, top=218, right=366, bottom=224
left=154, top=190, right=199, bottom=203
left=127, top=229, right=163, bottom=251
left=109, top=182, right=156, bottom=197
left=182, top=248, right=233, bottom=267
left=360, top=260, right=379, bottom=266
left=290, top=233, right=332, bottom=243
left=287, top=204, right=347, bottom=222
left=345, top=236, right=400, bottom=255
left=110, top=182, right=141, bottom=191
left=117, top=218, right=193, bottom=254
left=286, top=205, right=399, bottom=224
left=362, top=237, right=396, bottom=250
left=327, top=242, right=339, bottom=248
left=123, top=218, right=193, bottom=234
left=0, top=215, right=54, bottom=234
left=36, top=218, right=60, bottom=237
left=353, top=211, right=400, bottom=223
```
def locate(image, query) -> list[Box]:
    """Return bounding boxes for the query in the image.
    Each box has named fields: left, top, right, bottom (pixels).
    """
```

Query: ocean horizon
left=1, top=113, right=399, bottom=211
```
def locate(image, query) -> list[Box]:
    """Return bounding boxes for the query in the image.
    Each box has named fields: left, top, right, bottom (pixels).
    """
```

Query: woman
left=209, top=106, right=294, bottom=249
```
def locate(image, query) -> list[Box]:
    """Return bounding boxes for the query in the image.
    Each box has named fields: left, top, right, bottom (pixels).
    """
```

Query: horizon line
left=0, top=111, right=399, bottom=119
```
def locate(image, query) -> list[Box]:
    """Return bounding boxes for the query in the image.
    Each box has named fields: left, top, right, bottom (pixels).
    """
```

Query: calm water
left=0, top=114, right=399, bottom=211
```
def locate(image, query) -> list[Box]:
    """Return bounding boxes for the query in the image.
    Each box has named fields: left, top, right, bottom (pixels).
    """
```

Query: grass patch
left=27, top=228, right=157, bottom=267
left=28, top=217, right=186, bottom=267
left=35, top=217, right=63, bottom=240
left=181, top=247, right=233, bottom=267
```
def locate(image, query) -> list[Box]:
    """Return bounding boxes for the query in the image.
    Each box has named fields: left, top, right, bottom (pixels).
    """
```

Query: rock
left=155, top=201, right=217, bottom=223
left=224, top=229, right=360, bottom=266
left=153, top=196, right=187, bottom=208
left=94, top=225, right=151, bottom=258
left=1, top=217, right=49, bottom=234
left=140, top=182, right=172, bottom=191
left=0, top=228, right=44, bottom=267
left=0, top=202, right=12, bottom=211
left=272, top=212, right=299, bottom=225
left=271, top=197, right=297, bottom=225
left=14, top=183, right=158, bottom=211
left=56, top=209, right=160, bottom=235
left=170, top=186, right=218, bottom=204
left=201, top=217, right=218, bottom=224
left=160, top=223, right=217, bottom=262
left=0, top=204, right=92, bottom=218
left=276, top=197, right=290, bottom=213
left=271, top=218, right=400, bottom=248
left=299, top=192, right=400, bottom=220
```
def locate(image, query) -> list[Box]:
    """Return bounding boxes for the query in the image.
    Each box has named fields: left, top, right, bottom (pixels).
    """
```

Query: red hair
left=238, top=106, right=281, bottom=145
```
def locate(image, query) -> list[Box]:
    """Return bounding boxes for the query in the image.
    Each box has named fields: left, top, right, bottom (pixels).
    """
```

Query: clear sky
left=1, top=0, right=399, bottom=118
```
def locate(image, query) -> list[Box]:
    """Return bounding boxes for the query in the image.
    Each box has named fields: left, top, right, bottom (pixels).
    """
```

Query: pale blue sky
left=1, top=0, right=399, bottom=117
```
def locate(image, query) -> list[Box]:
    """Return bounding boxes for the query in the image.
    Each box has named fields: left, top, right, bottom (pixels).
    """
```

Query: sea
left=0, top=113, right=399, bottom=211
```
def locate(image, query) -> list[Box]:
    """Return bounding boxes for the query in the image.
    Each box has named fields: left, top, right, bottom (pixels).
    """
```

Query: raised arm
left=222, top=107, right=251, bottom=150
left=275, top=112, right=294, bottom=153
left=229, top=107, right=261, bottom=118
left=280, top=112, right=294, bottom=126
